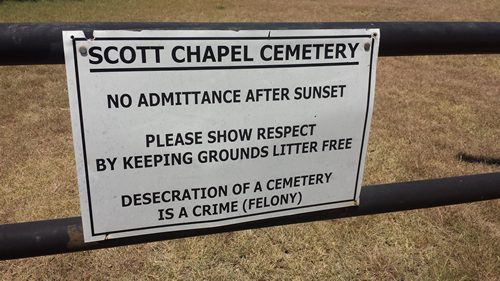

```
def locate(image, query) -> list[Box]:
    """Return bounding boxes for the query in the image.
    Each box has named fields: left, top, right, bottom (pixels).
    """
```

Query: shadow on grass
left=457, top=152, right=500, bottom=166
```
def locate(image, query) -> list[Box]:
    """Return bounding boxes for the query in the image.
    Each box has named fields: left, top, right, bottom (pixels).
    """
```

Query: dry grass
left=0, top=0, right=499, bottom=280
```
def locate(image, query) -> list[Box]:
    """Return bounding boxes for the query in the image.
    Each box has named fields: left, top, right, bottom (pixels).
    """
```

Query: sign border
left=69, top=33, right=376, bottom=237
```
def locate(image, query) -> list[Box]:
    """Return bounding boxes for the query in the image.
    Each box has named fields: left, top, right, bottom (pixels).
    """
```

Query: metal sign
left=63, top=29, right=379, bottom=242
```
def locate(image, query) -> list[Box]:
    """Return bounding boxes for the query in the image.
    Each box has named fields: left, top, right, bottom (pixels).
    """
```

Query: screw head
left=79, top=46, right=88, bottom=56
left=364, top=42, right=371, bottom=51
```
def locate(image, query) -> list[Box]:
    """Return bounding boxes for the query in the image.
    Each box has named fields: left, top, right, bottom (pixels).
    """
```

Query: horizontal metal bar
left=1, top=172, right=498, bottom=260
left=0, top=22, right=499, bottom=65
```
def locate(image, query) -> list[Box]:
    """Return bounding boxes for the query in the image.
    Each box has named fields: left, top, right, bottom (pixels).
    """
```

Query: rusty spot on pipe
left=66, top=224, right=84, bottom=249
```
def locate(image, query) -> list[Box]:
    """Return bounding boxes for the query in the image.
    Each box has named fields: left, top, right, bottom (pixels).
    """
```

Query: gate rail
left=1, top=22, right=500, bottom=65
left=1, top=173, right=499, bottom=260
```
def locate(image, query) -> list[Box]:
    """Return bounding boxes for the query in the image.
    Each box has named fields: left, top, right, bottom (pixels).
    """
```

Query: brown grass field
left=0, top=0, right=499, bottom=280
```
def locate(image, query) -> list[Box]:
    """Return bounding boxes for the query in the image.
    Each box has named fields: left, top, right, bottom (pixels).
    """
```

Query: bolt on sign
left=63, top=29, right=380, bottom=242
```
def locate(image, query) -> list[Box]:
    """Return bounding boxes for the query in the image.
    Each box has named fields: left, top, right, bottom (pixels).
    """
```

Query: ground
left=0, top=0, right=499, bottom=280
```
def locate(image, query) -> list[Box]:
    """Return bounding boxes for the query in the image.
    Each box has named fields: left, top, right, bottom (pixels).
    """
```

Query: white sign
left=63, top=29, right=379, bottom=242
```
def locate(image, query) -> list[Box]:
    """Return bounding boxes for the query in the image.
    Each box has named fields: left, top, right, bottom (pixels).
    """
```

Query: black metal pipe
left=0, top=22, right=499, bottom=65
left=1, top=172, right=498, bottom=260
